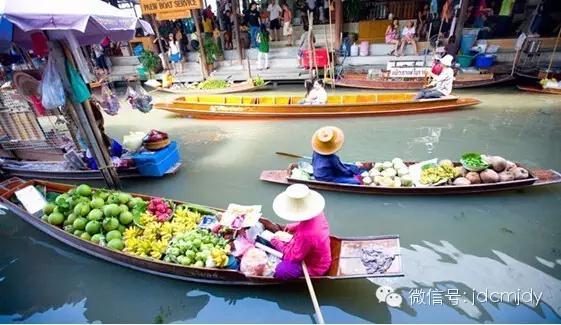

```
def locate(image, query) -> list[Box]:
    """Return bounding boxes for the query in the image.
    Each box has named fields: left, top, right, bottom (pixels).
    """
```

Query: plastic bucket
left=460, top=34, right=477, bottom=54
left=475, top=54, right=495, bottom=68
left=457, top=55, right=474, bottom=68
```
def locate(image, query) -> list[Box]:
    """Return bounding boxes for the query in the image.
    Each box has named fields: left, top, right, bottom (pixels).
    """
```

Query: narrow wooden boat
left=0, top=161, right=181, bottom=181
left=156, top=82, right=272, bottom=95
left=335, top=74, right=514, bottom=90
left=154, top=93, right=480, bottom=119
left=0, top=178, right=403, bottom=285
left=260, top=163, right=561, bottom=195
left=516, top=85, right=561, bottom=95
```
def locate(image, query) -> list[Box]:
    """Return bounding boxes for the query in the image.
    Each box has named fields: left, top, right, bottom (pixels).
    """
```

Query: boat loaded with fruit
left=0, top=129, right=181, bottom=181
left=0, top=178, right=403, bottom=284
left=260, top=153, right=561, bottom=195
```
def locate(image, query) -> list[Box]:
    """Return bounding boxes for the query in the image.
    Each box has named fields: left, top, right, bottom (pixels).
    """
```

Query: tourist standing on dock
left=247, top=2, right=261, bottom=48
left=271, top=184, right=332, bottom=280
left=256, top=24, right=270, bottom=70
left=282, top=3, right=293, bottom=46
left=168, top=33, right=183, bottom=75
left=267, top=0, right=282, bottom=42
left=415, top=54, right=454, bottom=100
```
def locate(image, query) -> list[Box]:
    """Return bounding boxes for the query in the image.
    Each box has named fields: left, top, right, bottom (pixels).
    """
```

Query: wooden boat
left=516, top=85, right=561, bottom=95
left=0, top=161, right=182, bottom=181
left=154, top=93, right=480, bottom=119
left=335, top=73, right=514, bottom=90
left=156, top=82, right=272, bottom=95
left=0, top=178, right=403, bottom=285
left=260, top=163, right=561, bottom=195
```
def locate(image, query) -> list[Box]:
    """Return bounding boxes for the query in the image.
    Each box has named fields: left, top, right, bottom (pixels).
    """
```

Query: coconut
left=397, top=167, right=409, bottom=177
left=394, top=162, right=407, bottom=171
left=362, top=176, right=373, bottom=185
left=465, top=172, right=481, bottom=184
left=400, top=174, right=413, bottom=187
left=498, top=171, right=514, bottom=182
left=381, top=168, right=397, bottom=177
left=393, top=178, right=402, bottom=188
left=374, top=162, right=384, bottom=171
left=382, top=161, right=393, bottom=169
left=392, top=158, right=404, bottom=166
left=379, top=176, right=394, bottom=187
left=512, top=167, right=529, bottom=180
left=453, top=177, right=471, bottom=186
left=480, top=169, right=499, bottom=183
left=488, top=156, right=507, bottom=172
left=361, top=171, right=369, bottom=177
left=374, top=175, right=384, bottom=185
left=369, top=169, right=381, bottom=177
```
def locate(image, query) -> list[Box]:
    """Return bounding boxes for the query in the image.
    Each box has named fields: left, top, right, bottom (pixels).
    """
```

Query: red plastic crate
left=301, top=48, right=328, bottom=68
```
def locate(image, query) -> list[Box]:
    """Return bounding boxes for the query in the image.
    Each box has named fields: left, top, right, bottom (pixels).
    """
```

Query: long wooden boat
left=154, top=93, right=480, bottom=119
left=156, top=82, right=272, bottom=95
left=0, top=178, right=403, bottom=285
left=335, top=73, right=514, bottom=90
left=516, top=85, right=561, bottom=95
left=0, top=161, right=182, bottom=181
left=260, top=163, right=561, bottom=195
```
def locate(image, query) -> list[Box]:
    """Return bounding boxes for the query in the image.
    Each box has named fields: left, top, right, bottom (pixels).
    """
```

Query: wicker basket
left=143, top=138, right=170, bottom=151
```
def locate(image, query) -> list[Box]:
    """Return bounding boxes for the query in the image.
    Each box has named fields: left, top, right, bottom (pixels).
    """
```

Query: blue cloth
left=170, top=53, right=182, bottom=62
left=249, top=26, right=259, bottom=48
left=312, top=151, right=362, bottom=184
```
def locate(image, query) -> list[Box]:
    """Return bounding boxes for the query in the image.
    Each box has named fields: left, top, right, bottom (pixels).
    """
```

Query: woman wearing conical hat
left=270, top=184, right=331, bottom=279
left=311, top=126, right=366, bottom=184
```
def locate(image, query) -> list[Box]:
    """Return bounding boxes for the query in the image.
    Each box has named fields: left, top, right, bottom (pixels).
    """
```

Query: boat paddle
left=302, top=261, right=325, bottom=324
left=275, top=151, right=312, bottom=160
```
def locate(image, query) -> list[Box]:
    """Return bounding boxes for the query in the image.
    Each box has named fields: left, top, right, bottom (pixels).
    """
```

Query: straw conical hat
left=311, top=126, right=344, bottom=155
left=273, top=184, right=325, bottom=222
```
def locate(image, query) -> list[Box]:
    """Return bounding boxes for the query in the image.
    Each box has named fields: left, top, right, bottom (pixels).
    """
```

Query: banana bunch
left=197, top=78, right=229, bottom=90
left=210, top=248, right=229, bottom=268
left=421, top=164, right=459, bottom=185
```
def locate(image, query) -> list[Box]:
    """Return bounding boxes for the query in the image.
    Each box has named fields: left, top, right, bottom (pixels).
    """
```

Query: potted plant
left=204, top=36, right=219, bottom=72
left=138, top=50, right=160, bottom=79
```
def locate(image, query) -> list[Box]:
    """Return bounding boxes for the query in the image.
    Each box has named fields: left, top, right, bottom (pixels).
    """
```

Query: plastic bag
left=61, top=30, right=94, bottom=82
left=123, top=131, right=145, bottom=153
left=126, top=83, right=152, bottom=113
left=66, top=60, right=91, bottom=103
left=41, top=54, right=66, bottom=109
left=240, top=247, right=268, bottom=276
left=100, top=83, right=120, bottom=115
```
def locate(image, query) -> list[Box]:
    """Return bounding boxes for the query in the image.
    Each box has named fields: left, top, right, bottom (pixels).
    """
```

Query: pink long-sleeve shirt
left=271, top=213, right=332, bottom=276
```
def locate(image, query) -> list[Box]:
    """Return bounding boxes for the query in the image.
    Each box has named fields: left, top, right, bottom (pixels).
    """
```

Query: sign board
left=15, top=186, right=47, bottom=215
left=140, top=0, right=202, bottom=15
left=156, top=10, right=191, bottom=21
left=388, top=67, right=430, bottom=78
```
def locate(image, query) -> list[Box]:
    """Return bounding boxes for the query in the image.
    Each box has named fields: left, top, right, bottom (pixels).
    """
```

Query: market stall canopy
left=0, top=0, right=153, bottom=46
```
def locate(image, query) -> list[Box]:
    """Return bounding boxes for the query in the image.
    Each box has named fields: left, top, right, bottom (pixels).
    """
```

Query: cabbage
left=290, top=168, right=311, bottom=180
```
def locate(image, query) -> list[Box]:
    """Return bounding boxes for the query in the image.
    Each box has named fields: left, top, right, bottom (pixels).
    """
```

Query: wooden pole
left=326, top=0, right=335, bottom=87
left=547, top=27, right=561, bottom=74
left=452, top=0, right=470, bottom=55
left=231, top=0, right=244, bottom=66
left=59, top=42, right=121, bottom=189
left=302, top=261, right=325, bottom=324
left=333, top=0, right=342, bottom=50
left=151, top=14, right=169, bottom=70
left=193, top=9, right=210, bottom=79
left=308, top=11, right=314, bottom=80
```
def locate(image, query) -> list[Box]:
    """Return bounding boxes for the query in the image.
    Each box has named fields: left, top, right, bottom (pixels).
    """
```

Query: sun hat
left=437, top=54, right=454, bottom=67
left=272, top=184, right=325, bottom=222
left=311, top=126, right=345, bottom=155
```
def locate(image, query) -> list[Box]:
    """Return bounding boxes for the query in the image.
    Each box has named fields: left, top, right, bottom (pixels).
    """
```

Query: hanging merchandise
left=62, top=31, right=95, bottom=82
left=126, top=83, right=153, bottom=113
left=66, top=60, right=91, bottom=103
left=41, top=54, right=66, bottom=109
left=30, top=32, right=49, bottom=58
left=99, top=83, right=120, bottom=115
left=30, top=95, right=46, bottom=116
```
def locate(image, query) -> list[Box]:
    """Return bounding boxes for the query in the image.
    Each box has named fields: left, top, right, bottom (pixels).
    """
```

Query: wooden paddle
left=302, top=261, right=325, bottom=324
left=275, top=151, right=312, bottom=160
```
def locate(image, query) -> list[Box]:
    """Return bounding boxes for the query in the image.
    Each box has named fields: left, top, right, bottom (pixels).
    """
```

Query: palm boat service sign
left=140, top=0, right=203, bottom=14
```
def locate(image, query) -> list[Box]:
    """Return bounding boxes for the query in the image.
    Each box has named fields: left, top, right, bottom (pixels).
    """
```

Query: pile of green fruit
left=420, top=160, right=461, bottom=185
left=197, top=78, right=229, bottom=90
left=252, top=76, right=265, bottom=87
left=42, top=184, right=146, bottom=251
left=164, top=229, right=230, bottom=268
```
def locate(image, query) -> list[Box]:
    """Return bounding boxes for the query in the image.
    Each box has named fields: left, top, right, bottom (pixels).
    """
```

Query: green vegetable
left=197, top=78, right=229, bottom=90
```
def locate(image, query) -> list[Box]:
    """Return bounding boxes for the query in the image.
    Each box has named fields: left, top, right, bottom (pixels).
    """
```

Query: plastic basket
left=133, top=141, right=180, bottom=177
left=475, top=54, right=495, bottom=68
left=457, top=55, right=474, bottom=68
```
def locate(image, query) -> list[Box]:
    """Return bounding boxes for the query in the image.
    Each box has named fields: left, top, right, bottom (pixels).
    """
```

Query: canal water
left=1, top=86, right=560, bottom=323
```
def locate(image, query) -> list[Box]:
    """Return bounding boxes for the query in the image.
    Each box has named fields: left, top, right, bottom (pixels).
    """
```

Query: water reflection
left=370, top=241, right=561, bottom=323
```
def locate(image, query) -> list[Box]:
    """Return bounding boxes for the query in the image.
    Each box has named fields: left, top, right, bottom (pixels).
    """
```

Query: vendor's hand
left=261, top=219, right=282, bottom=232
left=362, top=162, right=373, bottom=170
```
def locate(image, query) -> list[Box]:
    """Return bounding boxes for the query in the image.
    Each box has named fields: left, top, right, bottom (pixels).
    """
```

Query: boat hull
left=335, top=74, right=514, bottom=90
left=0, top=178, right=404, bottom=285
left=156, top=82, right=272, bottom=95
left=260, top=166, right=561, bottom=195
left=517, top=85, right=561, bottom=95
left=154, top=96, right=480, bottom=119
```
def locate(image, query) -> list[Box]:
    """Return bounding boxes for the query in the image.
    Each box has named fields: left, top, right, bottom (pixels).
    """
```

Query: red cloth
left=30, top=32, right=49, bottom=57
left=432, top=62, right=444, bottom=75
left=30, top=95, right=45, bottom=116
left=271, top=212, right=332, bottom=276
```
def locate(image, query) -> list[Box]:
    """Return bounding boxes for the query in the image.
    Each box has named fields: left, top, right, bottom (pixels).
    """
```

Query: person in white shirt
left=168, top=33, right=183, bottom=75
left=267, top=0, right=283, bottom=41
left=304, top=78, right=327, bottom=104
left=398, top=20, right=417, bottom=55
left=415, top=55, right=455, bottom=100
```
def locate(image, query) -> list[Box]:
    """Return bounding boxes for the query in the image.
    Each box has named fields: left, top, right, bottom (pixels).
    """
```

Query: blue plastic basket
left=460, top=34, right=477, bottom=54
left=475, top=54, right=495, bottom=68
left=132, top=141, right=180, bottom=177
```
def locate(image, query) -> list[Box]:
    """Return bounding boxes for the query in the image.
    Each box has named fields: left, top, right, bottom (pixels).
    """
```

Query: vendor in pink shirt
left=270, top=184, right=332, bottom=280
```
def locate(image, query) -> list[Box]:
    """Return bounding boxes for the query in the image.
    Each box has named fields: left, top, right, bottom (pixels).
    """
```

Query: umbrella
left=0, top=0, right=153, bottom=45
